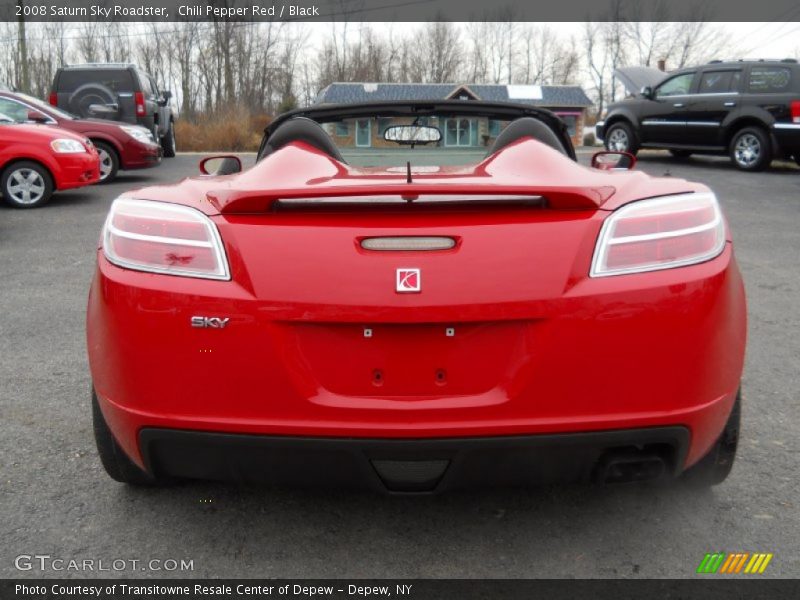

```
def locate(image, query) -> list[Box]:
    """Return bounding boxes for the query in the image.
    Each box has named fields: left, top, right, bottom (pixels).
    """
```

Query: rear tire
left=93, top=141, right=119, bottom=184
left=1, top=161, right=53, bottom=208
left=729, top=127, right=771, bottom=171
left=92, top=389, right=161, bottom=485
left=161, top=122, right=176, bottom=158
left=682, top=390, right=741, bottom=487
left=669, top=150, right=693, bottom=159
left=604, top=122, right=639, bottom=156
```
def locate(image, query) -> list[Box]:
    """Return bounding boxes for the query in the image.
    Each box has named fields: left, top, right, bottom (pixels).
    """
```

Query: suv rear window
left=699, top=70, right=741, bottom=94
left=748, top=67, right=792, bottom=93
left=56, top=69, right=135, bottom=94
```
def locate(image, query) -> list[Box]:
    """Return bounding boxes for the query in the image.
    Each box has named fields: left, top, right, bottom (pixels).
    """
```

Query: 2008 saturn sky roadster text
left=86, top=101, right=746, bottom=493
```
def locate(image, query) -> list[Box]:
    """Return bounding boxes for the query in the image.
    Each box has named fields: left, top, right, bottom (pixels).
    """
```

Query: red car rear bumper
left=87, top=245, right=746, bottom=481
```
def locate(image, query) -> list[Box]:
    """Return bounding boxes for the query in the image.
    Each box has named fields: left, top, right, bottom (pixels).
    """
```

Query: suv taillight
left=135, top=91, right=146, bottom=116
left=49, top=92, right=57, bottom=106
left=791, top=100, right=800, bottom=124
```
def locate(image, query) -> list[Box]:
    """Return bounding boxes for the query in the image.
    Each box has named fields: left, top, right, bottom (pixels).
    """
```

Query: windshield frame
left=258, top=100, right=576, bottom=163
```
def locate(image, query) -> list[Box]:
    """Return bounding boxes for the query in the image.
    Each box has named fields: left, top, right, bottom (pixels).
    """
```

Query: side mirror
left=640, top=86, right=654, bottom=99
left=199, top=155, right=242, bottom=176
left=26, top=109, right=50, bottom=123
left=591, top=151, right=637, bottom=171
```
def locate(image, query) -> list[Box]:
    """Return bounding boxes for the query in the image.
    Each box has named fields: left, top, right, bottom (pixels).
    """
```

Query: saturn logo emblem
left=396, top=268, right=421, bottom=293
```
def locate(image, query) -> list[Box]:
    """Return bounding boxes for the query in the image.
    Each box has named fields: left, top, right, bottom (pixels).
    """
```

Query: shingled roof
left=316, top=82, right=593, bottom=108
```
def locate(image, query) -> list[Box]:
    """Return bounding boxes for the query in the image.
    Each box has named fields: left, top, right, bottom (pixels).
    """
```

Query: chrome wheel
left=98, top=147, right=114, bottom=181
left=607, top=127, right=629, bottom=152
left=734, top=133, right=760, bottom=168
left=6, top=168, right=46, bottom=205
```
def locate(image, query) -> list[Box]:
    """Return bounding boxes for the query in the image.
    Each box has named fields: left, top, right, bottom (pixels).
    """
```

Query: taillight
left=134, top=91, right=146, bottom=116
left=790, top=100, right=800, bottom=124
left=49, top=92, right=57, bottom=106
left=102, top=198, right=230, bottom=280
left=590, top=192, right=726, bottom=277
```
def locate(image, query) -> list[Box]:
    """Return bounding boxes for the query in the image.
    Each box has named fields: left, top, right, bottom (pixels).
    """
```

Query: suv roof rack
left=707, top=58, right=798, bottom=64
left=64, top=62, right=138, bottom=69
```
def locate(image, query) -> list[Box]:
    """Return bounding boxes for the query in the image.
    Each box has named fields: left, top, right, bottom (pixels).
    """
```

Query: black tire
left=92, top=389, right=161, bottom=485
left=669, top=150, right=693, bottom=159
left=683, top=390, right=741, bottom=487
left=1, top=161, right=54, bottom=208
left=604, top=121, right=639, bottom=156
left=68, top=83, right=120, bottom=120
left=93, top=141, right=119, bottom=184
left=729, top=127, right=771, bottom=171
left=161, top=121, right=176, bottom=158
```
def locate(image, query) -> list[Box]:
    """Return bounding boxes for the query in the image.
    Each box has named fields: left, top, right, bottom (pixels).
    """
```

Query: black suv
left=597, top=60, right=800, bottom=171
left=49, top=63, right=176, bottom=157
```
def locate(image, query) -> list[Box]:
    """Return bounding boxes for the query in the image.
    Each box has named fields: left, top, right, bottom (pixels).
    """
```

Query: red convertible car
left=1, top=115, right=99, bottom=208
left=87, top=101, right=746, bottom=492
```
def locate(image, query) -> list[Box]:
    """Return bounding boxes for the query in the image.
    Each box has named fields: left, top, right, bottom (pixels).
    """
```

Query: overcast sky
left=351, top=22, right=800, bottom=61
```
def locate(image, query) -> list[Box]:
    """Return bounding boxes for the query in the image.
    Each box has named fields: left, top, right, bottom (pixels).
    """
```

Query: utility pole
left=17, top=0, right=29, bottom=93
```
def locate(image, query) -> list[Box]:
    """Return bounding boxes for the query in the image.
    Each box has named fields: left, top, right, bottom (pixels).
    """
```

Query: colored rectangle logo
left=697, top=552, right=773, bottom=574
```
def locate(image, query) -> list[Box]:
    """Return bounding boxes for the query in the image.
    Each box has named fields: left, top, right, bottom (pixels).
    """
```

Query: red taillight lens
left=103, top=198, right=230, bottom=280
left=134, top=91, right=146, bottom=116
left=591, top=192, right=726, bottom=277
left=49, top=92, right=57, bottom=106
left=790, top=100, right=800, bottom=124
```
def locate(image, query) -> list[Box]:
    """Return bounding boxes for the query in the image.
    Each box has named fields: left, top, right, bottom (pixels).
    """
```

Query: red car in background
left=0, top=115, right=99, bottom=208
left=87, top=101, right=746, bottom=493
left=0, top=91, right=161, bottom=184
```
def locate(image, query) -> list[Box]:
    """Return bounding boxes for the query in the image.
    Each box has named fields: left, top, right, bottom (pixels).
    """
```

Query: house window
left=355, top=119, right=371, bottom=147
left=488, top=120, right=503, bottom=137
left=335, top=121, right=349, bottom=136
left=556, top=114, right=579, bottom=137
left=377, top=118, right=392, bottom=136
left=445, top=118, right=477, bottom=147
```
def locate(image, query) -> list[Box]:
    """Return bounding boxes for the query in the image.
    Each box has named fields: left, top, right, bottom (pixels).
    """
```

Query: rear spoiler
left=207, top=185, right=615, bottom=214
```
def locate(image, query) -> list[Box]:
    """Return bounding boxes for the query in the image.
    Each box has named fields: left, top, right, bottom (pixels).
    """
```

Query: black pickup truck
left=596, top=60, right=800, bottom=171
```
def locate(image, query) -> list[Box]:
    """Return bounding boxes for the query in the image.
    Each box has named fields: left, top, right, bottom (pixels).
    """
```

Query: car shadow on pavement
left=108, top=478, right=724, bottom=577
left=634, top=154, right=800, bottom=175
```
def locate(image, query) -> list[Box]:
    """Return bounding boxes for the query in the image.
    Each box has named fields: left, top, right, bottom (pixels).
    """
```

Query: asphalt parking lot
left=1, top=151, right=798, bottom=579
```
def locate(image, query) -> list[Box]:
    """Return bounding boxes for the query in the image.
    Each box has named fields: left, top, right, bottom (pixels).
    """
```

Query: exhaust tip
left=594, top=450, right=667, bottom=484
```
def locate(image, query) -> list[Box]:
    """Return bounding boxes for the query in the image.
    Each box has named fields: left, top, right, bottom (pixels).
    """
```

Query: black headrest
left=262, top=117, right=346, bottom=163
left=485, top=117, right=567, bottom=158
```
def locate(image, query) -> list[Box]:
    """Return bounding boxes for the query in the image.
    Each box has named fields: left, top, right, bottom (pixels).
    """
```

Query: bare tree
left=16, top=0, right=29, bottom=92
left=409, top=19, right=462, bottom=83
left=584, top=22, right=610, bottom=116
